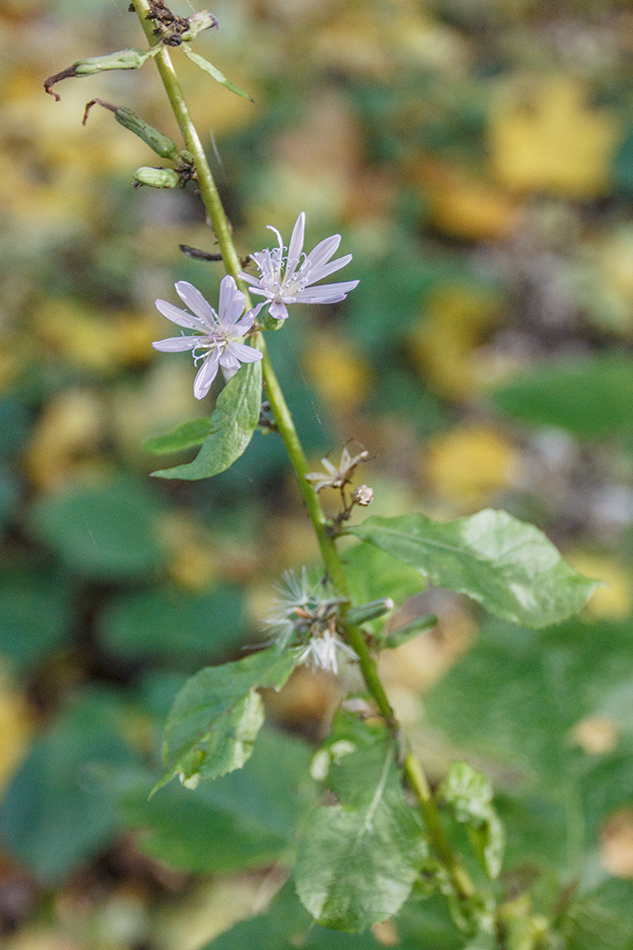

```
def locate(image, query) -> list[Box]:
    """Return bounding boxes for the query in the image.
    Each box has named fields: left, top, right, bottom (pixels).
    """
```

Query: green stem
left=130, top=0, right=476, bottom=906
left=131, top=0, right=243, bottom=283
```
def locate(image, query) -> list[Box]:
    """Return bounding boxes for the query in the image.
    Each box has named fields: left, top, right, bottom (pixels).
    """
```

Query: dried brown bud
left=352, top=484, right=374, bottom=506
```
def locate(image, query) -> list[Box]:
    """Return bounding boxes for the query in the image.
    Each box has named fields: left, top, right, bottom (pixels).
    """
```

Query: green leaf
left=152, top=361, right=262, bottom=480
left=425, top=618, right=633, bottom=809
left=28, top=477, right=165, bottom=580
left=489, top=355, right=633, bottom=440
left=346, top=510, right=598, bottom=629
left=119, top=729, right=316, bottom=874
left=180, top=45, right=254, bottom=101
left=200, top=690, right=265, bottom=781
left=144, top=416, right=212, bottom=454
left=201, top=882, right=384, bottom=949
left=98, top=585, right=245, bottom=670
left=295, top=726, right=427, bottom=932
left=157, top=645, right=299, bottom=790
left=437, top=763, right=505, bottom=879
left=0, top=568, right=72, bottom=673
left=0, top=690, right=136, bottom=884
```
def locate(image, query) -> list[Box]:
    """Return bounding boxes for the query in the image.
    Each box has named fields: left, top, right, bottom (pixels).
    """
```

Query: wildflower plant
left=45, top=2, right=610, bottom=946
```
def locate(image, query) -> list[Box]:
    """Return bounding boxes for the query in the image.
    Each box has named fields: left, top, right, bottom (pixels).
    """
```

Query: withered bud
left=45, top=48, right=154, bottom=100
left=352, top=484, right=374, bottom=506
left=182, top=11, right=219, bottom=39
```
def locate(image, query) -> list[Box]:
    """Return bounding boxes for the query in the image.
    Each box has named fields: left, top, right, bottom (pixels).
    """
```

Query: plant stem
left=130, top=0, right=476, bottom=906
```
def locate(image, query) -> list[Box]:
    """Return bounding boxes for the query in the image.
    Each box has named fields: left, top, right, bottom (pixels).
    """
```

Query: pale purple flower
left=238, top=212, right=359, bottom=321
left=152, top=275, right=263, bottom=400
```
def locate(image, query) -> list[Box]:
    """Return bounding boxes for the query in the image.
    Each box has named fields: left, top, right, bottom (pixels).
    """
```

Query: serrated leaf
left=199, top=690, right=265, bottom=781
left=296, top=722, right=427, bottom=933
left=157, top=645, right=299, bottom=791
left=295, top=746, right=428, bottom=932
left=180, top=45, right=253, bottom=101
left=438, top=763, right=504, bottom=880
left=346, top=509, right=598, bottom=628
left=152, top=361, right=261, bottom=481
left=144, top=416, right=212, bottom=455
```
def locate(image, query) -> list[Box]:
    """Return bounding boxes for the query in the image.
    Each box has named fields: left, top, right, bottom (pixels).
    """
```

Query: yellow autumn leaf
left=411, top=284, right=502, bottom=400
left=157, top=511, right=219, bottom=591
left=302, top=330, right=370, bottom=410
left=601, top=810, right=633, bottom=879
left=489, top=76, right=620, bottom=196
left=0, top=674, right=32, bottom=795
left=565, top=552, right=632, bottom=619
left=416, top=159, right=522, bottom=241
left=424, top=424, right=520, bottom=509
left=25, top=388, right=107, bottom=491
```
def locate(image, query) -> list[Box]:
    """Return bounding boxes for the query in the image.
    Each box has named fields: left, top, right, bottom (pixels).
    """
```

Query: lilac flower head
left=239, top=212, right=359, bottom=321
left=152, top=275, right=263, bottom=400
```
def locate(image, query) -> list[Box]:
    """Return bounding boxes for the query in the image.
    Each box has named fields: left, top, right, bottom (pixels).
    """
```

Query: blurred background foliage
left=1, top=0, right=633, bottom=946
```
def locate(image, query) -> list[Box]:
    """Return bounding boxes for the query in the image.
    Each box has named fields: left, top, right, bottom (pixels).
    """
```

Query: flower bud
left=263, top=311, right=286, bottom=331
left=383, top=613, right=438, bottom=649
left=347, top=598, right=394, bottom=626
left=182, top=11, right=219, bottom=40
left=83, top=99, right=181, bottom=161
left=133, top=166, right=181, bottom=189
left=115, top=107, right=181, bottom=161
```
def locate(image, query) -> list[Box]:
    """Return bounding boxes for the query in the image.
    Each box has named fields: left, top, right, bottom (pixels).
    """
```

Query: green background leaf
left=98, top=584, right=245, bottom=670
left=120, top=729, right=316, bottom=874
left=489, top=355, right=633, bottom=440
left=28, top=477, right=165, bottom=580
left=0, top=691, right=136, bottom=884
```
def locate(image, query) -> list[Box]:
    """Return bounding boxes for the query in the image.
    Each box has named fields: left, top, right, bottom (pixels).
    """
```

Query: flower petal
left=193, top=349, right=220, bottom=399
left=219, top=350, right=241, bottom=373
left=305, top=252, right=353, bottom=284
left=233, top=302, right=264, bottom=335
left=226, top=341, right=263, bottom=363
left=175, top=281, right=218, bottom=326
left=296, top=280, right=359, bottom=303
left=155, top=299, right=208, bottom=332
left=300, top=234, right=341, bottom=276
left=152, top=336, right=199, bottom=352
left=285, top=212, right=305, bottom=281
left=221, top=364, right=239, bottom=382
left=218, top=275, right=246, bottom=329
left=269, top=300, right=289, bottom=320
left=238, top=270, right=263, bottom=288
